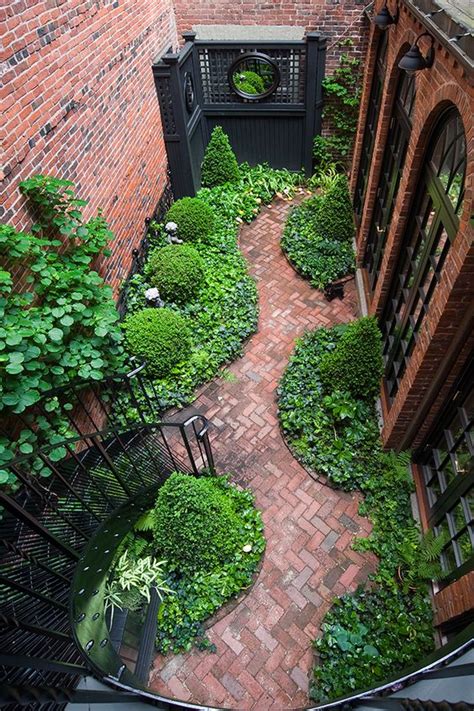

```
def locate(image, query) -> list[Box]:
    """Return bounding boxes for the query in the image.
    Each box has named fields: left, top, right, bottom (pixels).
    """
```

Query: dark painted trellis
left=152, top=32, right=326, bottom=198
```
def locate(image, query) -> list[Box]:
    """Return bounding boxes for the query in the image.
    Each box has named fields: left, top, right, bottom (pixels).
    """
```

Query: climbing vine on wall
left=0, top=176, right=125, bottom=486
left=314, top=42, right=363, bottom=167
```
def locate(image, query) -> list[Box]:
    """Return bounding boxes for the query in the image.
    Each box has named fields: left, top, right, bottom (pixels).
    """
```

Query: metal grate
left=198, top=45, right=306, bottom=105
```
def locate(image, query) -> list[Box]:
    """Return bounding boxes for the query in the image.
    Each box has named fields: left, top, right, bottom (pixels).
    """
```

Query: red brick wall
left=1, top=0, right=178, bottom=290
left=351, top=1, right=474, bottom=450
left=172, top=0, right=370, bottom=71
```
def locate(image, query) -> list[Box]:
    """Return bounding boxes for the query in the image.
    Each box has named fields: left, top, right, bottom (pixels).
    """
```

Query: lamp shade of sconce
left=373, top=3, right=398, bottom=30
left=398, top=33, right=435, bottom=75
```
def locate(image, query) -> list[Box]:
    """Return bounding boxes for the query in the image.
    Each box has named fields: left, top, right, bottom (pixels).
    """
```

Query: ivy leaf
left=6, top=333, right=22, bottom=346
left=0, top=469, right=11, bottom=484
left=363, top=645, right=380, bottom=657
left=60, top=315, right=74, bottom=327
left=6, top=363, right=24, bottom=374
left=49, top=446, right=67, bottom=462
left=19, top=442, right=34, bottom=454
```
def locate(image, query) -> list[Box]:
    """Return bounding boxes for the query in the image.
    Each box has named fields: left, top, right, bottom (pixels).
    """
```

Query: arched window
left=364, top=70, right=416, bottom=291
left=381, top=108, right=467, bottom=401
left=415, top=360, right=473, bottom=585
left=353, top=31, right=388, bottom=219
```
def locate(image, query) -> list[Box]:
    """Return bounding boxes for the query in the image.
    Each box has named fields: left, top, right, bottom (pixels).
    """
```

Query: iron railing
left=0, top=365, right=214, bottom=708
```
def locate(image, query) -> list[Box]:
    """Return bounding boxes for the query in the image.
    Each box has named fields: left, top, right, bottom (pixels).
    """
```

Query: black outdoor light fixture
left=398, top=32, right=435, bottom=75
left=372, top=1, right=398, bottom=30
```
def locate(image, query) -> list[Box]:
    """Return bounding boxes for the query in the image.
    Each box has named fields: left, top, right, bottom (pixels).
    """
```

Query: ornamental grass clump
left=165, top=197, right=216, bottom=243
left=146, top=244, right=205, bottom=304
left=122, top=308, right=191, bottom=378
left=201, top=126, right=240, bottom=188
left=319, top=316, right=383, bottom=401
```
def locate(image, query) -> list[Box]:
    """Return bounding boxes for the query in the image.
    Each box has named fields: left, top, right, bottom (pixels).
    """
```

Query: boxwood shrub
left=122, top=308, right=191, bottom=377
left=281, top=173, right=355, bottom=289
left=319, top=316, right=383, bottom=401
left=153, top=472, right=241, bottom=574
left=278, top=320, right=435, bottom=701
left=165, top=197, right=216, bottom=243
left=146, top=244, right=205, bottom=304
left=201, top=126, right=240, bottom=188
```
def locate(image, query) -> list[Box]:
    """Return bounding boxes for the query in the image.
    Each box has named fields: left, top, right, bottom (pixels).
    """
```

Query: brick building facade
left=172, top=0, right=369, bottom=70
left=1, top=0, right=178, bottom=289
left=351, top=0, right=473, bottom=631
left=1, top=0, right=369, bottom=292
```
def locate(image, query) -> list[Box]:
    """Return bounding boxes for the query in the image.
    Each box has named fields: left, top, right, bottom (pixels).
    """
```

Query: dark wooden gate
left=152, top=32, right=326, bottom=198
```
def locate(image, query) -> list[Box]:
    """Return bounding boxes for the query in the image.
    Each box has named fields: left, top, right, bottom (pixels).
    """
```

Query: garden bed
left=105, top=472, right=266, bottom=655
left=122, top=162, right=301, bottom=413
left=278, top=317, right=435, bottom=702
left=280, top=172, right=355, bottom=290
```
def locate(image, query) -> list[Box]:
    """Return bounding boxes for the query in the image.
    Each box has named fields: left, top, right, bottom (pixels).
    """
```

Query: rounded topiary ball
left=165, top=198, right=216, bottom=243
left=153, top=472, right=241, bottom=574
left=147, top=244, right=205, bottom=305
left=122, top=308, right=192, bottom=378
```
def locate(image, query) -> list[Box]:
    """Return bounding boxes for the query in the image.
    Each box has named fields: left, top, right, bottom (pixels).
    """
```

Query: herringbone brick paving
left=149, top=197, right=377, bottom=709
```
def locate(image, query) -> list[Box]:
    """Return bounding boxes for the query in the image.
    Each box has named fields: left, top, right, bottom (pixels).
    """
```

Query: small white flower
left=165, top=221, right=178, bottom=233
left=243, top=544, right=252, bottom=553
left=145, top=287, right=161, bottom=301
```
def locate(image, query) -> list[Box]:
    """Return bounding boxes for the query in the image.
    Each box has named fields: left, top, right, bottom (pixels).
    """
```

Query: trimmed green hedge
left=147, top=244, right=205, bottom=304
left=319, top=316, right=383, bottom=401
left=122, top=308, right=192, bottom=378
left=165, top=197, right=216, bottom=243
left=201, top=126, right=240, bottom=188
left=153, top=472, right=242, bottom=574
left=281, top=173, right=355, bottom=289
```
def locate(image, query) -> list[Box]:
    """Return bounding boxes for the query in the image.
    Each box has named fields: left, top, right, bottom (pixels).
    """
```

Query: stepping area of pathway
left=149, top=198, right=377, bottom=709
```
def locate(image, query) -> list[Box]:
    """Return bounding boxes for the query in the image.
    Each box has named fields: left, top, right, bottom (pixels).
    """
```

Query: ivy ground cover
left=123, top=163, right=300, bottom=412
left=278, top=318, right=434, bottom=701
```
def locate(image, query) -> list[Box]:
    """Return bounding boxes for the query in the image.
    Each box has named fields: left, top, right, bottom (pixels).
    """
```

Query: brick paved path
left=149, top=198, right=377, bottom=709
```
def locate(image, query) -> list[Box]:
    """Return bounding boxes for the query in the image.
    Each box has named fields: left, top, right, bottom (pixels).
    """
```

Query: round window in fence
left=228, top=52, right=280, bottom=100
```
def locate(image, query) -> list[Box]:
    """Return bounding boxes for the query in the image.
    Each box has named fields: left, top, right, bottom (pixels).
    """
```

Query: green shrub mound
left=122, top=308, right=191, bottom=377
left=123, top=164, right=300, bottom=412
left=147, top=244, right=205, bottom=304
left=114, top=473, right=265, bottom=654
left=281, top=174, right=355, bottom=289
left=319, top=316, right=383, bottom=401
left=313, top=174, right=354, bottom=243
left=153, top=472, right=241, bottom=574
left=233, top=70, right=265, bottom=95
left=165, top=197, right=216, bottom=242
left=278, top=319, right=435, bottom=701
left=201, top=126, right=240, bottom=188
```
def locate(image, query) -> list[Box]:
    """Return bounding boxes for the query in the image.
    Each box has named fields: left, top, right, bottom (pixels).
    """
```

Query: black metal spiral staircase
left=0, top=365, right=472, bottom=711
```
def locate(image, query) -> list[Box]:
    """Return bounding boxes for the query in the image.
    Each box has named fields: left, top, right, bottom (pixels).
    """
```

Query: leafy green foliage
left=152, top=472, right=242, bottom=574
left=281, top=173, right=355, bottom=289
left=397, top=528, right=448, bottom=593
left=314, top=45, right=362, bottom=167
left=122, top=164, right=300, bottom=412
left=165, top=197, right=216, bottom=243
left=146, top=244, right=205, bottom=304
left=105, top=551, right=173, bottom=612
left=122, top=308, right=192, bottom=378
left=0, top=176, right=125, bottom=485
left=278, top=322, right=436, bottom=699
left=319, top=316, right=383, bottom=400
left=312, top=587, right=433, bottom=701
left=153, top=474, right=265, bottom=653
left=201, top=126, right=240, bottom=188
left=233, top=70, right=265, bottom=95
left=313, top=174, right=355, bottom=243
left=281, top=200, right=355, bottom=289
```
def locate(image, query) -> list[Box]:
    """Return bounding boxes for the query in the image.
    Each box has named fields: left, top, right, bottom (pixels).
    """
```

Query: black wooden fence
left=152, top=32, right=326, bottom=197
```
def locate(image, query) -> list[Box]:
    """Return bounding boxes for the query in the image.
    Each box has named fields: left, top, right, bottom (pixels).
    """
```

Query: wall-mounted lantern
left=372, top=1, right=399, bottom=30
left=398, top=32, right=435, bottom=75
